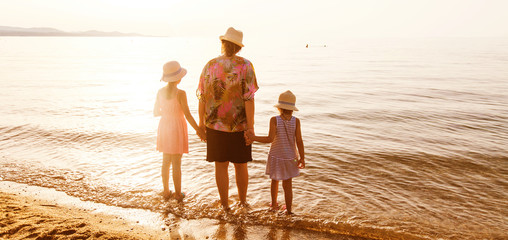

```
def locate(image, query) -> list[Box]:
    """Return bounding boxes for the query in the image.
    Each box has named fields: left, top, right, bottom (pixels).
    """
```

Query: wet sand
left=0, top=181, right=371, bottom=240
left=0, top=181, right=218, bottom=240
left=0, top=188, right=168, bottom=239
left=0, top=193, right=167, bottom=239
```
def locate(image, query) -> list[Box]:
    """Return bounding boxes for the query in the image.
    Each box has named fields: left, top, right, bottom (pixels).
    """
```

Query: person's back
left=199, top=54, right=257, bottom=132
left=245, top=90, right=305, bottom=214
left=156, top=88, right=188, bottom=154
left=154, top=60, right=204, bottom=201
left=157, top=88, right=184, bottom=119
left=197, top=27, right=258, bottom=209
left=267, top=115, right=299, bottom=180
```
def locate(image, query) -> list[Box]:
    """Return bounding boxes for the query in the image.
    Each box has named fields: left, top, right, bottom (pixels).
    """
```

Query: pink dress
left=156, top=93, right=188, bottom=154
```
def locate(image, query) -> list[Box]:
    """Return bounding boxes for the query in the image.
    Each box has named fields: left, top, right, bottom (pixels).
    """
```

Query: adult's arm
left=198, top=100, right=206, bottom=133
left=244, top=99, right=255, bottom=145
left=245, top=99, right=255, bottom=130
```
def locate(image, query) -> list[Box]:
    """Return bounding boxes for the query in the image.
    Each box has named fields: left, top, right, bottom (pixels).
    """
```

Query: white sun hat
left=160, top=61, right=187, bottom=82
left=274, top=90, right=299, bottom=111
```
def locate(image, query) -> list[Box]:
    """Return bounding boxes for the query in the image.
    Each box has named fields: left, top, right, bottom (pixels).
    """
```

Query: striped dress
left=266, top=116, right=300, bottom=180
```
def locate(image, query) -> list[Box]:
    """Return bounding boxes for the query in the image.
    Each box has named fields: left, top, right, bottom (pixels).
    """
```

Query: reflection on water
left=155, top=208, right=352, bottom=240
left=267, top=227, right=291, bottom=240
left=1, top=37, right=507, bottom=239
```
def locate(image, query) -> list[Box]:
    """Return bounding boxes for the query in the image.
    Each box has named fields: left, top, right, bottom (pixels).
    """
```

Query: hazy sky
left=1, top=0, right=507, bottom=42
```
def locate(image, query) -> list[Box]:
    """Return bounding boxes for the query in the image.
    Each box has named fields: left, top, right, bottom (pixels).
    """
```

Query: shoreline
left=1, top=181, right=368, bottom=240
left=0, top=181, right=170, bottom=239
left=1, top=193, right=168, bottom=239
left=0, top=181, right=232, bottom=239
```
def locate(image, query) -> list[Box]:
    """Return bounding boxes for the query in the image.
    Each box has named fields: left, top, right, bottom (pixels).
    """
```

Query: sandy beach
left=0, top=185, right=168, bottom=239
left=1, top=181, right=365, bottom=240
left=0, top=181, right=226, bottom=240
left=0, top=193, right=168, bottom=239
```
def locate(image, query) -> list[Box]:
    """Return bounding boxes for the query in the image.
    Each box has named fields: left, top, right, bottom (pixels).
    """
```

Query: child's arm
left=153, top=90, right=161, bottom=117
left=295, top=118, right=305, bottom=169
left=247, top=117, right=276, bottom=143
left=178, top=90, right=206, bottom=140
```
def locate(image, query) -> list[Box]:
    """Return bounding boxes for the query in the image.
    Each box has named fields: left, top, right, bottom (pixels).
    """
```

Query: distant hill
left=0, top=26, right=149, bottom=37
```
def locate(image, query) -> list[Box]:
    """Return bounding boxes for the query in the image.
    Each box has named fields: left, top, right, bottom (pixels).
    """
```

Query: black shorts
left=206, top=127, right=252, bottom=163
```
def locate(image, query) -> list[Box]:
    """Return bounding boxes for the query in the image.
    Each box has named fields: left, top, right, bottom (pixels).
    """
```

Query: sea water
left=1, top=36, right=507, bottom=239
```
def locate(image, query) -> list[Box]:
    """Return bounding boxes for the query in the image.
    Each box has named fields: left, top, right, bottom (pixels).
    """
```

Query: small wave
left=3, top=149, right=507, bottom=240
left=0, top=123, right=154, bottom=150
left=0, top=161, right=433, bottom=240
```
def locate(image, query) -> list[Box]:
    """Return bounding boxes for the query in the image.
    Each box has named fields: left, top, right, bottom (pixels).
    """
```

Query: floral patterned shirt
left=197, top=55, right=258, bottom=132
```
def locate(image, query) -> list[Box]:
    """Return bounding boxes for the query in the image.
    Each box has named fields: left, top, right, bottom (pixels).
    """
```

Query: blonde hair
left=165, top=81, right=180, bottom=99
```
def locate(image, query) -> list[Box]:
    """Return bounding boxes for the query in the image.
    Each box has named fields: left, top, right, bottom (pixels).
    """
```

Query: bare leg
left=233, top=162, right=248, bottom=205
left=282, top=178, right=293, bottom=214
left=162, top=153, right=172, bottom=199
left=215, top=161, right=230, bottom=208
left=171, top=154, right=183, bottom=201
left=270, top=179, right=279, bottom=210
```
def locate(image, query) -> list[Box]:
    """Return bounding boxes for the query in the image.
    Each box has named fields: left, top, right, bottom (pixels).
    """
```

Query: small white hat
left=219, top=27, right=244, bottom=47
left=274, top=90, right=299, bottom=111
left=161, top=61, right=187, bottom=82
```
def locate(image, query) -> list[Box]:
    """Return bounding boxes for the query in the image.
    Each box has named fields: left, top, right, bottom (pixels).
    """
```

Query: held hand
left=197, top=129, right=207, bottom=142
left=197, top=125, right=207, bottom=142
left=246, top=129, right=256, bottom=139
left=243, top=131, right=249, bottom=143
left=244, top=129, right=255, bottom=145
left=298, top=158, right=305, bottom=169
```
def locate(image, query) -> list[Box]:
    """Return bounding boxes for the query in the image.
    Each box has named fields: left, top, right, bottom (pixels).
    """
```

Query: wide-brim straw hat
left=219, top=27, right=244, bottom=47
left=274, top=90, right=299, bottom=111
left=160, top=61, right=187, bottom=82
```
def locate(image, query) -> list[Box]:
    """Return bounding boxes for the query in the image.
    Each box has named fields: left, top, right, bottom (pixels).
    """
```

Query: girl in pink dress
left=246, top=90, right=305, bottom=214
left=154, top=61, right=205, bottom=201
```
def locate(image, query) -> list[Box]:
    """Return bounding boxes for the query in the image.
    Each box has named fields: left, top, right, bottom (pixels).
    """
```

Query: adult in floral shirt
left=197, top=27, right=258, bottom=209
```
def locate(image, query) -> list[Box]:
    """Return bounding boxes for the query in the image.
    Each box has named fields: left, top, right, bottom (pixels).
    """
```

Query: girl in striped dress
left=246, top=90, right=305, bottom=214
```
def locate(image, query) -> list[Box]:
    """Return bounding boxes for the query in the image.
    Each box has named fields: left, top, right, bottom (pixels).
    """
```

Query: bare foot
left=269, top=203, right=279, bottom=211
left=174, top=192, right=185, bottom=202
left=162, top=191, right=172, bottom=200
left=219, top=202, right=231, bottom=211
left=218, top=204, right=230, bottom=213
